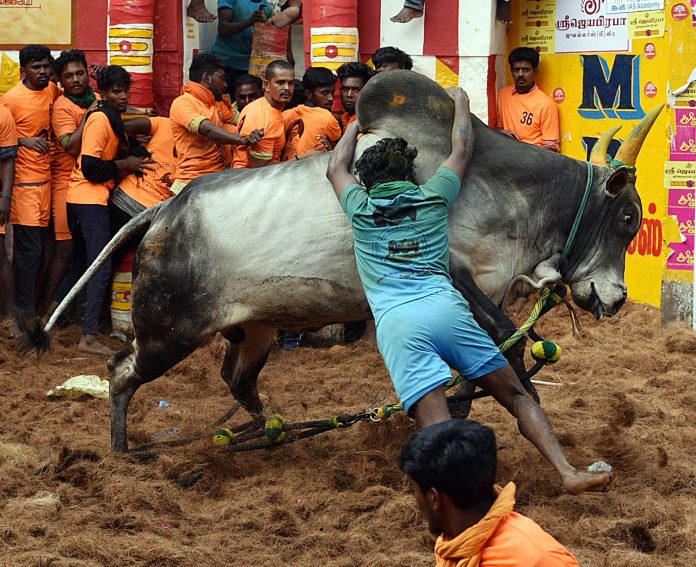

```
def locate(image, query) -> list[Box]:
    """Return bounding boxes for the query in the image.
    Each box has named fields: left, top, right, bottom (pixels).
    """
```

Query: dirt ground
left=0, top=301, right=695, bottom=567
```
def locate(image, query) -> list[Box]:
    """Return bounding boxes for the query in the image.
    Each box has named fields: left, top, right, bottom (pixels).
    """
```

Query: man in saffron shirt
left=400, top=420, right=581, bottom=566
left=282, top=67, right=341, bottom=161
left=55, top=65, right=152, bottom=355
left=497, top=47, right=560, bottom=153
left=0, top=44, right=61, bottom=317
left=43, top=49, right=99, bottom=318
left=0, top=104, right=17, bottom=330
left=336, top=62, right=371, bottom=132
left=170, top=53, right=262, bottom=194
left=233, top=59, right=294, bottom=169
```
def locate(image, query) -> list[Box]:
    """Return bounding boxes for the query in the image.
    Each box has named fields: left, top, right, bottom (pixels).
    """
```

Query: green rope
left=498, top=288, right=551, bottom=353
left=559, top=161, right=594, bottom=267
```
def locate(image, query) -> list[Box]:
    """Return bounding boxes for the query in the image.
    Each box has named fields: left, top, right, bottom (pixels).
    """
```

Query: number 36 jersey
left=497, top=85, right=560, bottom=151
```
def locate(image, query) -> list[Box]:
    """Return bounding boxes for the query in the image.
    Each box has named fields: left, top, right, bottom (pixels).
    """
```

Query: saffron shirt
left=118, top=117, right=175, bottom=208
left=51, top=94, right=98, bottom=240
left=66, top=111, right=120, bottom=206
left=340, top=111, right=357, bottom=132
left=281, top=104, right=342, bottom=161
left=232, top=95, right=285, bottom=168
left=0, top=104, right=18, bottom=233
left=0, top=81, right=62, bottom=227
left=170, top=81, right=236, bottom=185
left=497, top=85, right=560, bottom=151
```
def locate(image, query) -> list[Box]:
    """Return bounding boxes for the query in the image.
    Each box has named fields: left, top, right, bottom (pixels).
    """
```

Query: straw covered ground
left=0, top=301, right=695, bottom=566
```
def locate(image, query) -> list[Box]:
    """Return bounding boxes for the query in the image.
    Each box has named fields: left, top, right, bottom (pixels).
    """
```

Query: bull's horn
left=614, top=104, right=665, bottom=167
left=589, top=126, right=622, bottom=166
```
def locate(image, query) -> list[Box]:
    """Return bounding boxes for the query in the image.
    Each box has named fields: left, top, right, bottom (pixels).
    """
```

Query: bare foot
left=562, top=469, right=612, bottom=494
left=78, top=334, right=115, bottom=356
left=390, top=7, right=423, bottom=23
left=187, top=0, right=217, bottom=22
left=270, top=5, right=301, bottom=28
left=6, top=319, right=20, bottom=339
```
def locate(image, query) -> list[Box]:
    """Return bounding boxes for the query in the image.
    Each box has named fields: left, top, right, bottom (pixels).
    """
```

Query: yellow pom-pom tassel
left=264, top=415, right=287, bottom=442
left=531, top=340, right=561, bottom=364
left=212, top=427, right=235, bottom=446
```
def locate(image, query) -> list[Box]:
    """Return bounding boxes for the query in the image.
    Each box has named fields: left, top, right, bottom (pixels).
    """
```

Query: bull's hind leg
left=108, top=336, right=203, bottom=452
left=449, top=262, right=538, bottom=402
left=220, top=323, right=276, bottom=417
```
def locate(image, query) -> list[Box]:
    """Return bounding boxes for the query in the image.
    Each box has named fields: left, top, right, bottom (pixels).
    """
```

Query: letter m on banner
left=579, top=55, right=645, bottom=120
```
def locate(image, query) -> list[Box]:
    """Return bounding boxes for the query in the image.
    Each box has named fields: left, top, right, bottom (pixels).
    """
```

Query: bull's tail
left=21, top=204, right=161, bottom=353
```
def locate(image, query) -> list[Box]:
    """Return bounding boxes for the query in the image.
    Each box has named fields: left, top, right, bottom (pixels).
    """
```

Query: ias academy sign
left=579, top=54, right=646, bottom=120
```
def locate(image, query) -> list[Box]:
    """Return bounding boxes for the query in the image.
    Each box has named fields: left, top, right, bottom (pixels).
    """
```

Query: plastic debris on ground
left=587, top=460, right=613, bottom=473
left=46, top=375, right=109, bottom=400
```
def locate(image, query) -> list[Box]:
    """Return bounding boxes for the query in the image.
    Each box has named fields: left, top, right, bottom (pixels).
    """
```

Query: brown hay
left=0, top=302, right=695, bottom=565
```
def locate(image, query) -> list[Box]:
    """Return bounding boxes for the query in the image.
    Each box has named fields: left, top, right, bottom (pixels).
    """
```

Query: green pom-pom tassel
left=264, top=415, right=287, bottom=442
left=212, top=427, right=235, bottom=446
left=531, top=340, right=561, bottom=364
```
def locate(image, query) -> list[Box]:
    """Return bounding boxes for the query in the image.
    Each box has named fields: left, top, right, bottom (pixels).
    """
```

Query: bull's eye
left=623, top=214, right=633, bottom=225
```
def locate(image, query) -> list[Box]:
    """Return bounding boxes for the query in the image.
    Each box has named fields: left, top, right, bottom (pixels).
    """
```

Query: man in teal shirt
left=211, top=0, right=273, bottom=93
left=326, top=87, right=612, bottom=495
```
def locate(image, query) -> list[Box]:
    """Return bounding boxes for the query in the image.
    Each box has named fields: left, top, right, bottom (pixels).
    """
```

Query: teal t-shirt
left=340, top=166, right=462, bottom=324
left=211, top=0, right=274, bottom=71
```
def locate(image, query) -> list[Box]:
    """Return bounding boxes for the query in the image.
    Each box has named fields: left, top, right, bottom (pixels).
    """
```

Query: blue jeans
left=404, top=0, right=424, bottom=9
left=55, top=204, right=112, bottom=335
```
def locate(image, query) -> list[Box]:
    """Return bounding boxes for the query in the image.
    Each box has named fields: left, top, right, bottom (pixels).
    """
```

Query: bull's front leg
left=449, top=262, right=539, bottom=403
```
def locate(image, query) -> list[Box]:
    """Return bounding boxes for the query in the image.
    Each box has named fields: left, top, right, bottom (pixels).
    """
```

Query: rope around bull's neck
left=558, top=161, right=594, bottom=269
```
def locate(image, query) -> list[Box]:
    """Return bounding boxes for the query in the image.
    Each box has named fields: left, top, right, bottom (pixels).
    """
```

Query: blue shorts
left=375, top=288, right=509, bottom=414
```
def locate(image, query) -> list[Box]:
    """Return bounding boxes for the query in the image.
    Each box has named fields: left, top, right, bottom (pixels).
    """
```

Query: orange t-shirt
left=0, top=104, right=18, bottom=157
left=170, top=82, right=236, bottom=184
left=67, top=111, right=120, bottom=206
left=51, top=95, right=92, bottom=191
left=118, top=117, right=175, bottom=208
left=0, top=81, right=61, bottom=184
left=340, top=111, right=357, bottom=132
left=281, top=105, right=342, bottom=161
left=497, top=85, right=560, bottom=150
left=232, top=96, right=285, bottom=168
left=435, top=511, right=579, bottom=567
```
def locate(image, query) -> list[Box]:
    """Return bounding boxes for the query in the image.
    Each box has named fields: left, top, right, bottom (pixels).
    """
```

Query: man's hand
left=327, top=121, right=361, bottom=199
left=0, top=197, right=10, bottom=226
left=242, top=128, right=264, bottom=146
left=19, top=137, right=50, bottom=154
left=118, top=156, right=156, bottom=177
left=248, top=9, right=267, bottom=24
left=447, top=86, right=470, bottom=112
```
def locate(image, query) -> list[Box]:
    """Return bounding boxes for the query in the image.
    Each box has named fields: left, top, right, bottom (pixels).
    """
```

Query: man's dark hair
left=508, top=47, right=540, bottom=69
left=265, top=59, right=294, bottom=80
left=302, top=67, right=336, bottom=91
left=53, top=49, right=88, bottom=78
left=96, top=65, right=131, bottom=92
left=233, top=73, right=262, bottom=93
left=336, top=62, right=372, bottom=86
left=355, top=137, right=418, bottom=190
left=19, top=44, right=52, bottom=68
left=373, top=46, right=413, bottom=71
left=189, top=52, right=225, bottom=83
left=399, top=420, right=498, bottom=510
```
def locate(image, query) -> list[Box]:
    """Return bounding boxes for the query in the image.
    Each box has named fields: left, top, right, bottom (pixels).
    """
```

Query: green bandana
left=369, top=180, right=417, bottom=199
left=65, top=87, right=97, bottom=109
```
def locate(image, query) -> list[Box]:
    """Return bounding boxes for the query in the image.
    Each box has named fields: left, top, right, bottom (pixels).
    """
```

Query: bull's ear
left=605, top=168, right=630, bottom=198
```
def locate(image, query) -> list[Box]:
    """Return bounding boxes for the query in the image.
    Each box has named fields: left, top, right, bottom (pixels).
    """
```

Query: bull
left=38, top=71, right=661, bottom=453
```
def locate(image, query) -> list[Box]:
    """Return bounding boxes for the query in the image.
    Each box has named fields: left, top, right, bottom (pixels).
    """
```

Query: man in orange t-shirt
left=400, top=420, right=582, bottom=567
left=0, top=104, right=18, bottom=327
left=282, top=67, right=341, bottom=161
left=497, top=48, right=560, bottom=153
left=336, top=62, right=371, bottom=132
left=111, top=116, right=175, bottom=228
left=42, top=49, right=99, bottom=318
left=170, top=53, right=263, bottom=194
left=53, top=65, right=152, bottom=355
left=0, top=44, right=62, bottom=316
left=233, top=59, right=294, bottom=169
